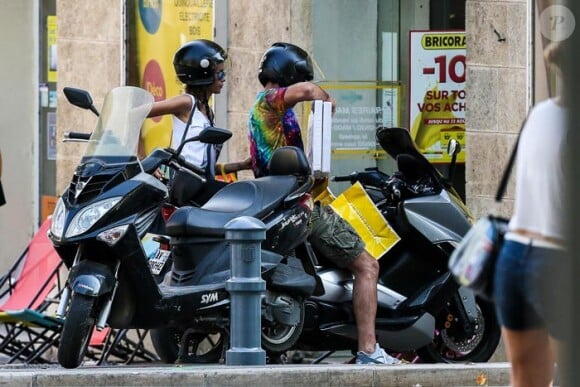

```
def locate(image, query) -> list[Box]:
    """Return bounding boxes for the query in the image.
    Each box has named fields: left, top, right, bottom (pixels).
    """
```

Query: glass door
left=39, top=0, right=57, bottom=221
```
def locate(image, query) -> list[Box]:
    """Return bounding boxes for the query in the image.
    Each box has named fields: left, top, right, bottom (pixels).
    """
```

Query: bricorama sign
left=136, top=0, right=214, bottom=155
left=421, top=33, right=466, bottom=49
left=409, top=31, right=466, bottom=163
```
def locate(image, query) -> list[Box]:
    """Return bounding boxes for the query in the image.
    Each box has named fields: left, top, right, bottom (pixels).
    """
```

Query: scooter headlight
left=50, top=197, right=67, bottom=239
left=65, top=196, right=122, bottom=238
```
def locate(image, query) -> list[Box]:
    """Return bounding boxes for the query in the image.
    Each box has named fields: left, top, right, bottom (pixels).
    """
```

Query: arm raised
left=148, top=94, right=192, bottom=121
left=284, top=82, right=336, bottom=112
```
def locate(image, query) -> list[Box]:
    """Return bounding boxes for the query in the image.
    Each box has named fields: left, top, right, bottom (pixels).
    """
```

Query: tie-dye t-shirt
left=248, top=88, right=304, bottom=177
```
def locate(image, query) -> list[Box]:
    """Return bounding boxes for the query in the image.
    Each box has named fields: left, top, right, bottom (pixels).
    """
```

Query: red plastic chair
left=0, top=219, right=62, bottom=311
left=0, top=218, right=64, bottom=363
left=0, top=219, right=158, bottom=365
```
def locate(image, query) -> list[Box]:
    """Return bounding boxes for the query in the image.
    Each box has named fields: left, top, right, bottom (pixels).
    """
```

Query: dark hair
left=258, top=42, right=314, bottom=87
left=544, top=40, right=570, bottom=78
left=183, top=84, right=214, bottom=126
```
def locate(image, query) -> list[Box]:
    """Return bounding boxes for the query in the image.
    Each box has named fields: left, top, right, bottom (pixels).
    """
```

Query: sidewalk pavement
left=0, top=362, right=512, bottom=386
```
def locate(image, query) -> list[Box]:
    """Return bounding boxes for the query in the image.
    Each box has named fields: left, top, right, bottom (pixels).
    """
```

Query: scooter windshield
left=376, top=126, right=446, bottom=187
left=82, top=86, right=154, bottom=164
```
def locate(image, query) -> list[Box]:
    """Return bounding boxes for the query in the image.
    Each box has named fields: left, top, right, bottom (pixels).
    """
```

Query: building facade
left=0, top=0, right=543, bottom=282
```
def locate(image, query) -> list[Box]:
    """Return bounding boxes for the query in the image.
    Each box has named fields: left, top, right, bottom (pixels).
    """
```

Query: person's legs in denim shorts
left=493, top=239, right=569, bottom=338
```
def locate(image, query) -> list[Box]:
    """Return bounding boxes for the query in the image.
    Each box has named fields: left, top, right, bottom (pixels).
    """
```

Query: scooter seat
left=165, top=175, right=298, bottom=237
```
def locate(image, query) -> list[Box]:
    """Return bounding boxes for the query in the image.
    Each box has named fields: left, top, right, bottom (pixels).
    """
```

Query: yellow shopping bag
left=311, top=177, right=336, bottom=206
left=329, top=182, right=400, bottom=260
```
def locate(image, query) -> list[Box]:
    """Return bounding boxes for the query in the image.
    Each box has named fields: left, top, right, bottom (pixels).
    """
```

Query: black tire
left=150, top=328, right=224, bottom=364
left=417, top=297, right=501, bottom=363
left=58, top=294, right=97, bottom=369
left=261, top=303, right=304, bottom=354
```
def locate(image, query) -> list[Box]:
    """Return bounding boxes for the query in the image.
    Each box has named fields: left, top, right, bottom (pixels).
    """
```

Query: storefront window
left=312, top=0, right=466, bottom=198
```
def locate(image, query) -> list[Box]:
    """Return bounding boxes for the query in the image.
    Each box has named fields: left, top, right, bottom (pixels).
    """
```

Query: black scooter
left=290, top=127, right=501, bottom=363
left=50, top=86, right=320, bottom=368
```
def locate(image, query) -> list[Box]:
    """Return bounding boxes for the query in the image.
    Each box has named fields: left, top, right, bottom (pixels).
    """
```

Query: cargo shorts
left=308, top=202, right=365, bottom=268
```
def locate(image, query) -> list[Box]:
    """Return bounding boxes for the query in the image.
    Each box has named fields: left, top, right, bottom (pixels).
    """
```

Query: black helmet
left=258, top=42, right=314, bottom=87
left=173, top=39, right=227, bottom=86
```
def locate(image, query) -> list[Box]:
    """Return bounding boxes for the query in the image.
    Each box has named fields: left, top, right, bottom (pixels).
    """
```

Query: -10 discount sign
left=409, top=31, right=466, bottom=163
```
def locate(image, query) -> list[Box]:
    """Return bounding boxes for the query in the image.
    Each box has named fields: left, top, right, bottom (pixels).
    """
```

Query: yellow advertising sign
left=409, top=31, right=466, bottom=164
left=420, top=33, right=466, bottom=50
left=136, top=0, right=214, bottom=155
left=47, top=16, right=57, bottom=83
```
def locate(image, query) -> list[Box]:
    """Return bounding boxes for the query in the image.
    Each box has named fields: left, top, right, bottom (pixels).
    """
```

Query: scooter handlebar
left=332, top=170, right=390, bottom=188
left=173, top=155, right=206, bottom=177
left=331, top=173, right=357, bottom=183
left=63, top=131, right=92, bottom=141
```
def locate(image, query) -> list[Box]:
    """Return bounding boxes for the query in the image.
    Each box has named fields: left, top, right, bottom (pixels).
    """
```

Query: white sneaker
left=356, top=343, right=402, bottom=365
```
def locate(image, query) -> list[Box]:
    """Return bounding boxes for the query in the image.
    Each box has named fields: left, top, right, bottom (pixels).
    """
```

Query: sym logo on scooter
left=200, top=292, right=219, bottom=304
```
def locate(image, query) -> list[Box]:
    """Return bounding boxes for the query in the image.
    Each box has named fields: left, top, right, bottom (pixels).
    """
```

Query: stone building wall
left=50, top=0, right=527, bottom=363
left=55, top=0, right=311, bottom=187
left=54, top=0, right=532, bottom=216
left=56, top=0, right=124, bottom=194
left=464, top=0, right=530, bottom=219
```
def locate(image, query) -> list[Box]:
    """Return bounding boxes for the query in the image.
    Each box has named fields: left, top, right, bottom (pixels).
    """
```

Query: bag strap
left=495, top=117, right=527, bottom=202
left=179, top=94, right=197, bottom=146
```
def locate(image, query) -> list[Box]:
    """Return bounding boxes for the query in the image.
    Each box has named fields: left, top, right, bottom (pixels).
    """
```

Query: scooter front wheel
left=58, top=293, right=97, bottom=369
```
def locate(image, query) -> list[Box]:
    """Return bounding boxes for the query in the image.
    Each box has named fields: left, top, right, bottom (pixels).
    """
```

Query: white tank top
left=170, top=94, right=216, bottom=177
left=508, top=98, right=567, bottom=240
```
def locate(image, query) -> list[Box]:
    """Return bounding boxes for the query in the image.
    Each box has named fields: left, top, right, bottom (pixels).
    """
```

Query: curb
left=0, top=362, right=512, bottom=386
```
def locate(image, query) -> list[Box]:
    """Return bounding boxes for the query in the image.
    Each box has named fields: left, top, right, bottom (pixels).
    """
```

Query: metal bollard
left=225, top=216, right=266, bottom=366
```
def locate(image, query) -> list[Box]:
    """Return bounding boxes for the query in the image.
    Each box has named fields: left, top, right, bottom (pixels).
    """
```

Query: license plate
left=148, top=249, right=170, bottom=275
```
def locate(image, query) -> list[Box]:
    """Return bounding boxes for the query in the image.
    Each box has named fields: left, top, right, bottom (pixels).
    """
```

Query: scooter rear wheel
left=261, top=302, right=304, bottom=355
left=58, top=293, right=96, bottom=369
left=417, top=297, right=501, bottom=363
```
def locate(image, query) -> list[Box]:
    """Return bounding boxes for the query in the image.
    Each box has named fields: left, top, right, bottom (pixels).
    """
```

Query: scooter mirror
left=188, top=126, right=233, bottom=145
left=446, top=139, right=461, bottom=185
left=175, top=127, right=233, bottom=158
left=447, top=139, right=461, bottom=156
left=63, top=87, right=100, bottom=116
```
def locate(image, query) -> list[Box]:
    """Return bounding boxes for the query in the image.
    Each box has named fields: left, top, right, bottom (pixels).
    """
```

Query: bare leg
left=502, top=327, right=555, bottom=387
left=347, top=250, right=379, bottom=353
left=550, top=337, right=566, bottom=386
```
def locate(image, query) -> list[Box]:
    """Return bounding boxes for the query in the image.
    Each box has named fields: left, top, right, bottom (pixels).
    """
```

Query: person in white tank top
left=146, top=39, right=251, bottom=179
left=492, top=39, right=570, bottom=387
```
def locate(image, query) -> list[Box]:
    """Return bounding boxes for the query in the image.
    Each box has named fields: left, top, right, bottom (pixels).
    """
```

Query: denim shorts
left=493, top=236, right=570, bottom=340
left=308, top=202, right=365, bottom=268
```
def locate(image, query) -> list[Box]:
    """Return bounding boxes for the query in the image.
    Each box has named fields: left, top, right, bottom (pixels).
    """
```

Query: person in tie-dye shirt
left=248, top=42, right=401, bottom=365
left=248, top=87, right=305, bottom=177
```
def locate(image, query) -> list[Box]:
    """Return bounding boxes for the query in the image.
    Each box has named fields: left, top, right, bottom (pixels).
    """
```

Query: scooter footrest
left=270, top=263, right=316, bottom=296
